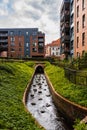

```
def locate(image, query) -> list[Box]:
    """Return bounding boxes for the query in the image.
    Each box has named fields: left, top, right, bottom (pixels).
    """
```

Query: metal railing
left=64, top=67, right=87, bottom=86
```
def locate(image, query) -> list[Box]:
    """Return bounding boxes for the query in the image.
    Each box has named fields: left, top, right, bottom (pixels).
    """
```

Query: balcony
left=65, top=35, right=70, bottom=41
left=71, top=0, right=74, bottom=3
left=38, top=38, right=44, bottom=42
left=70, top=49, right=74, bottom=54
left=0, top=44, right=8, bottom=51
left=0, top=33, right=8, bottom=37
left=65, top=23, right=70, bottom=28
left=71, top=7, right=74, bottom=15
left=0, top=39, right=8, bottom=43
left=71, top=34, right=74, bottom=41
left=71, top=22, right=74, bottom=28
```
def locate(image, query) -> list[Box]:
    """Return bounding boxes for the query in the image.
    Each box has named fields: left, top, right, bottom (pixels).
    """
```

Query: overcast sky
left=0, top=0, right=62, bottom=43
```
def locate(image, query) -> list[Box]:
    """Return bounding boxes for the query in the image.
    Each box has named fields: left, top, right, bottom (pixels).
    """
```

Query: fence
left=64, top=67, right=87, bottom=86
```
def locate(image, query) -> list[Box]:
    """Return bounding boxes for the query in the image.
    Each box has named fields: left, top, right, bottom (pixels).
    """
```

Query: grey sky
left=0, top=0, right=62, bottom=43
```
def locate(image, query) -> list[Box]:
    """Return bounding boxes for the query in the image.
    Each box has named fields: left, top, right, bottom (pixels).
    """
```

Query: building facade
left=0, top=28, right=45, bottom=58
left=60, top=0, right=87, bottom=58
left=60, top=0, right=70, bottom=58
left=74, top=0, right=87, bottom=57
left=70, top=0, right=74, bottom=57
left=45, top=39, right=60, bottom=57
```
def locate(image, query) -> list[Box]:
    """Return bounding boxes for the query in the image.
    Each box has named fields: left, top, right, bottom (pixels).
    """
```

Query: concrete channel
left=26, top=65, right=72, bottom=130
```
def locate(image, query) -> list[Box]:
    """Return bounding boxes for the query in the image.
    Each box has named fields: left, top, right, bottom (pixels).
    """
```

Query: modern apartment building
left=70, top=0, right=74, bottom=57
left=30, top=31, right=45, bottom=58
left=0, top=28, right=45, bottom=58
left=74, top=0, right=87, bottom=57
left=60, top=0, right=70, bottom=58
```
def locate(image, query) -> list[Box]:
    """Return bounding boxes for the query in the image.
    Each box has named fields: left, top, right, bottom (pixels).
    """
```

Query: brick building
left=74, top=0, right=87, bottom=57
left=0, top=28, right=45, bottom=58
left=45, top=39, right=60, bottom=57
left=70, top=0, right=74, bottom=57
left=60, top=0, right=87, bottom=58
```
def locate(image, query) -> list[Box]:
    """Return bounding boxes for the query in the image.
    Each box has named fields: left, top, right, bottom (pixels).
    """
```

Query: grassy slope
left=45, top=62, right=87, bottom=107
left=0, top=61, right=43, bottom=130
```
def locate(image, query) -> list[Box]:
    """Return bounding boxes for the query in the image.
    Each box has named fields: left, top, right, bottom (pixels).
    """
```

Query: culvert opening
left=35, top=65, right=44, bottom=74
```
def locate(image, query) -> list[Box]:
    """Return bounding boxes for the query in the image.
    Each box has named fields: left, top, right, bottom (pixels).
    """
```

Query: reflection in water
left=26, top=74, right=71, bottom=130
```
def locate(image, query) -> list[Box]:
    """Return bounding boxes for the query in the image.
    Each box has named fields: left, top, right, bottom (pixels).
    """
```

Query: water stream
left=26, top=74, right=72, bottom=130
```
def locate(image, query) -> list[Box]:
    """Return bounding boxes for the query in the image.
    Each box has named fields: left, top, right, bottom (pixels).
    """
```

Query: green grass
left=73, top=119, right=87, bottom=130
left=0, top=61, right=44, bottom=130
left=45, top=63, right=87, bottom=107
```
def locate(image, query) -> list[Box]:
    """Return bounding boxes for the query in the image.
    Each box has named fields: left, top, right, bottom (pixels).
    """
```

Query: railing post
left=86, top=77, right=87, bottom=86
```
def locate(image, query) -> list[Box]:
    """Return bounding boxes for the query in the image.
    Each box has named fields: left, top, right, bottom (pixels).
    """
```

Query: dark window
left=82, top=14, right=85, bottom=28
left=19, top=42, right=22, bottom=47
left=19, top=48, right=22, bottom=51
left=77, top=6, right=79, bottom=17
left=77, top=21, right=79, bottom=33
left=82, top=32, right=85, bottom=46
left=82, top=50, right=85, bottom=56
left=11, top=48, right=15, bottom=52
left=82, top=0, right=85, bottom=10
left=77, top=37, right=79, bottom=48
left=32, top=48, right=37, bottom=52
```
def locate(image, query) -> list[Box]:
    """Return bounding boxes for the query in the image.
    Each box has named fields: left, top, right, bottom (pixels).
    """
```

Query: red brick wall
left=74, top=0, right=87, bottom=58
left=30, top=35, right=45, bottom=57
left=8, top=36, right=24, bottom=58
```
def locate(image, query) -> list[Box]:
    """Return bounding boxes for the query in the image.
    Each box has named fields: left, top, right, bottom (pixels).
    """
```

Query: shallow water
left=26, top=74, right=71, bottom=130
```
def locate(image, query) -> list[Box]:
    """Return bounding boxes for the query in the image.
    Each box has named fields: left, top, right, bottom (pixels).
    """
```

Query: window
left=82, top=0, right=85, bottom=10
left=19, top=42, right=22, bottom=47
left=19, top=31, right=21, bottom=35
left=77, top=21, right=79, bottom=33
left=39, top=43, right=43, bottom=47
left=82, top=14, right=85, bottom=28
left=77, top=52, right=80, bottom=57
left=10, top=37, right=15, bottom=42
left=33, top=42, right=37, bottom=46
left=77, top=6, right=79, bottom=17
left=77, top=37, right=79, bottom=48
left=26, top=32, right=28, bottom=35
left=82, top=32, right=85, bottom=46
left=11, top=48, right=15, bottom=52
left=82, top=50, right=85, bottom=56
left=10, top=31, right=14, bottom=35
left=26, top=43, right=29, bottom=47
left=32, top=48, right=37, bottom=52
left=11, top=42, right=15, bottom=47
left=52, top=52, right=54, bottom=56
left=56, top=52, right=58, bottom=55
left=19, top=48, right=22, bottom=51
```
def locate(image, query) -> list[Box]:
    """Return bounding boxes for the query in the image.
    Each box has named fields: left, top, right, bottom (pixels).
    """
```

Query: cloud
left=0, top=0, right=62, bottom=43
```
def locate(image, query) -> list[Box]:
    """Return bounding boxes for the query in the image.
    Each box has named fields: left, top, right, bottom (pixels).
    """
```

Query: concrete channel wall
left=45, top=73, right=87, bottom=124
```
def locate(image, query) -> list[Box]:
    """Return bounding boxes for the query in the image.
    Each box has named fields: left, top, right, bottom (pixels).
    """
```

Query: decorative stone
left=46, top=103, right=51, bottom=107
left=31, top=102, right=36, bottom=105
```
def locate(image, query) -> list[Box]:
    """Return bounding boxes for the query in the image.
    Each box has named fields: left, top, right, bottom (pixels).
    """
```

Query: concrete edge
left=22, top=71, right=45, bottom=130
left=45, top=72, right=87, bottom=123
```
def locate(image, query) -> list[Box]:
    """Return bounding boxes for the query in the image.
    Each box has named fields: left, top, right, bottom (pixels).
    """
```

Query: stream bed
left=26, top=74, right=72, bottom=130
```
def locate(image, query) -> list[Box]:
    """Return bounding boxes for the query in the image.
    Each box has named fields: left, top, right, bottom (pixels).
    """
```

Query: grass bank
left=45, top=62, right=87, bottom=107
left=0, top=61, right=43, bottom=130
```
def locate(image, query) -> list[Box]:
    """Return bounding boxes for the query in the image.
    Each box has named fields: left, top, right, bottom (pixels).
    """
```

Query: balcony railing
left=0, top=39, right=8, bottom=42
left=0, top=44, right=8, bottom=48
left=0, top=34, right=8, bottom=37
left=71, top=34, right=74, bottom=41
left=38, top=39, right=44, bottom=42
